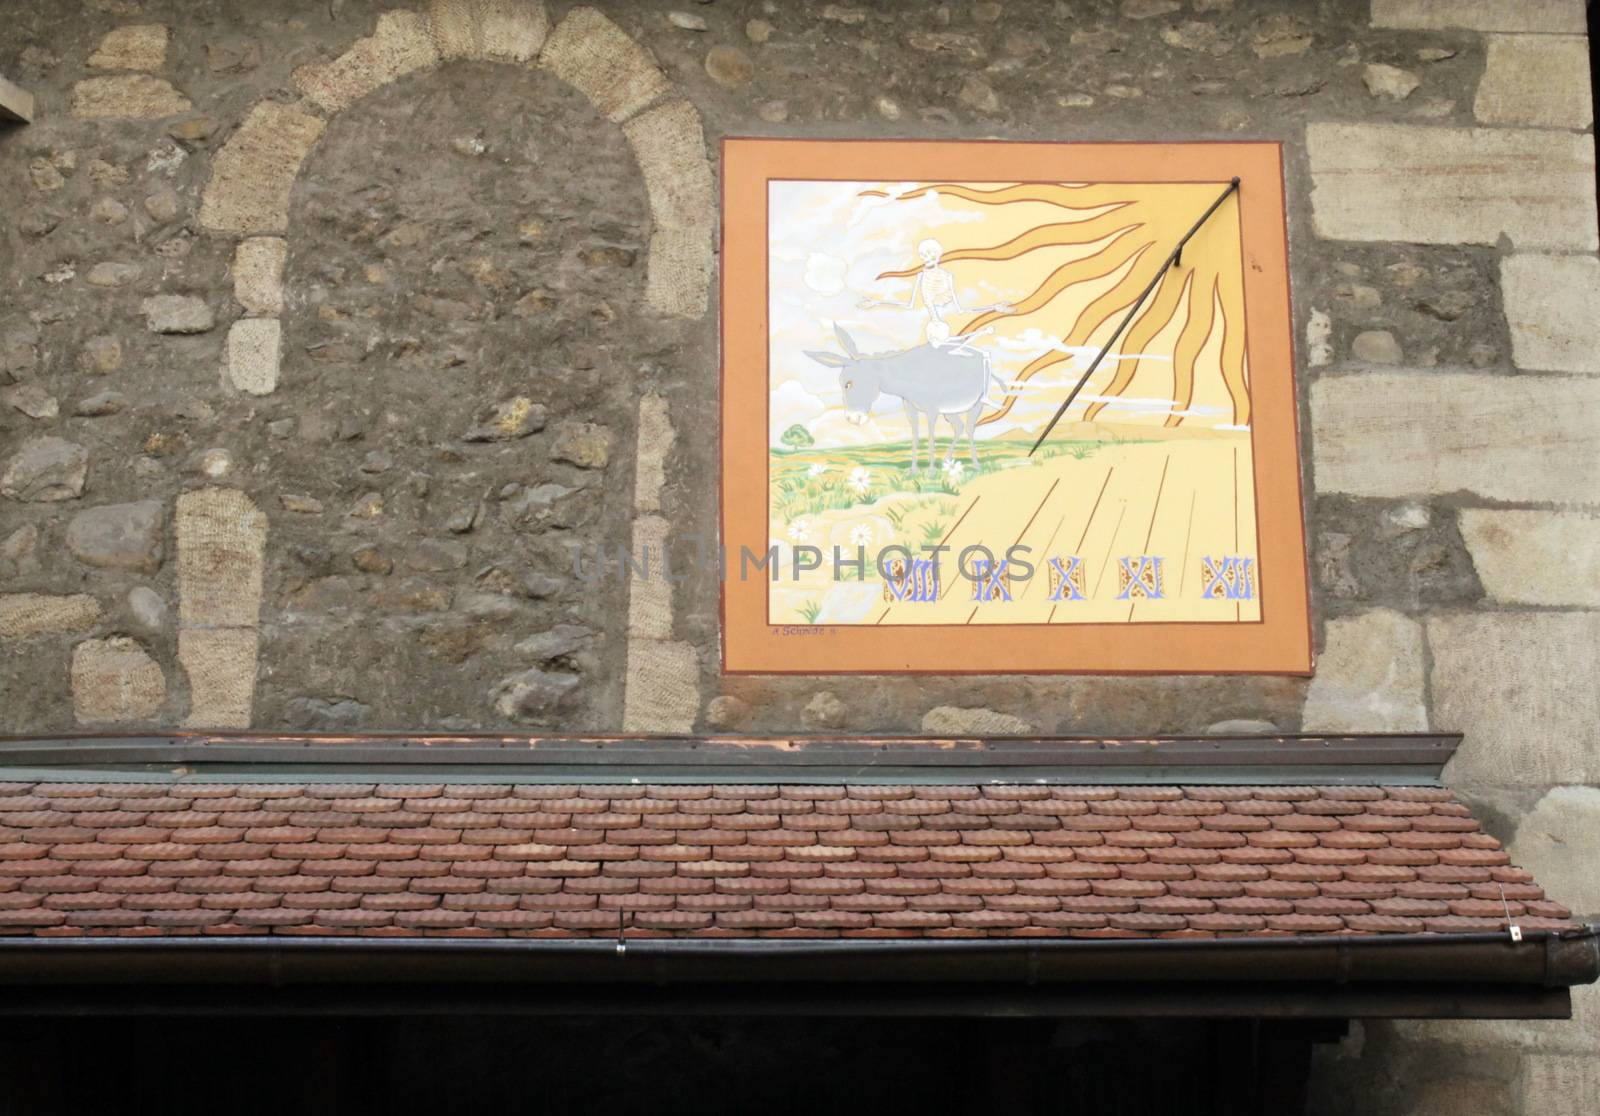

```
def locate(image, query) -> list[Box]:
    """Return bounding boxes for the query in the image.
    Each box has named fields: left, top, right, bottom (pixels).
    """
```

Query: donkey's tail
left=984, top=368, right=1011, bottom=403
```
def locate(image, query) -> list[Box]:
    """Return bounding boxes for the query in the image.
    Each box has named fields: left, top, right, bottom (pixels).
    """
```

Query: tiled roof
left=0, top=780, right=1576, bottom=939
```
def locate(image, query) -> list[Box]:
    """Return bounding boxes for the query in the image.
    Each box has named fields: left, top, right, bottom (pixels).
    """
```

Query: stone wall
left=0, top=0, right=1596, bottom=1108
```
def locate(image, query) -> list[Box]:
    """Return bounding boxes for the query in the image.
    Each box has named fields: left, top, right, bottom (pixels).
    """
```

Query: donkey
left=806, top=325, right=1002, bottom=472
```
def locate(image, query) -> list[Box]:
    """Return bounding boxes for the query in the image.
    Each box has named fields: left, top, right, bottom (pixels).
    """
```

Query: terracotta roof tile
left=0, top=782, right=1576, bottom=941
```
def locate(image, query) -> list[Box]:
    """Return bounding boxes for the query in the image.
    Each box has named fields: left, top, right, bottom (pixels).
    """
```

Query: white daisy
left=942, top=460, right=965, bottom=481
left=786, top=518, right=811, bottom=542
left=847, top=466, right=871, bottom=494
left=807, top=463, right=827, bottom=478
left=849, top=524, right=873, bottom=547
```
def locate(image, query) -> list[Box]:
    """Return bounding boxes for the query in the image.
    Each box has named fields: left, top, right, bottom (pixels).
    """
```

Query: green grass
left=797, top=599, right=822, bottom=623
left=768, top=434, right=1151, bottom=524
left=919, top=517, right=950, bottom=545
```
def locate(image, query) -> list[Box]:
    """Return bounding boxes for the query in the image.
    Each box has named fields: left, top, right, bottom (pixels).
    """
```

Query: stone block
left=292, top=10, right=440, bottom=115
left=71, top=637, right=165, bottom=724
left=1306, top=124, right=1597, bottom=251
left=1510, top=787, right=1600, bottom=918
left=0, top=74, right=33, bottom=124
left=199, top=102, right=327, bottom=235
left=0, top=594, right=100, bottom=640
left=1520, top=1054, right=1600, bottom=1116
left=1458, top=509, right=1600, bottom=607
left=70, top=75, right=191, bottom=119
left=2, top=436, right=88, bottom=502
left=705, top=695, right=751, bottom=730
left=622, top=638, right=698, bottom=733
left=491, top=667, right=581, bottom=722
left=232, top=237, right=287, bottom=315
left=1311, top=372, right=1600, bottom=505
left=179, top=627, right=259, bottom=728
left=623, top=101, right=713, bottom=231
left=645, top=225, right=712, bottom=319
left=1363, top=63, right=1420, bottom=101
left=5, top=384, right=57, bottom=419
left=539, top=7, right=670, bottom=123
left=627, top=515, right=674, bottom=640
left=66, top=500, right=165, bottom=573
left=141, top=294, right=215, bottom=335
left=634, top=393, right=675, bottom=512
left=1500, top=254, right=1600, bottom=374
left=550, top=421, right=613, bottom=469
left=1475, top=35, right=1592, bottom=129
left=921, top=706, right=1036, bottom=736
left=1302, top=609, right=1428, bottom=733
left=87, top=24, right=169, bottom=71
left=127, top=587, right=168, bottom=635
left=1433, top=612, right=1600, bottom=785
left=79, top=336, right=122, bottom=376
left=176, top=487, right=267, bottom=629
left=227, top=319, right=281, bottom=396
left=1371, top=0, right=1586, bottom=33
left=513, top=624, right=592, bottom=663
left=1306, top=310, right=1333, bottom=368
left=427, top=0, right=549, bottom=62
left=802, top=691, right=846, bottom=729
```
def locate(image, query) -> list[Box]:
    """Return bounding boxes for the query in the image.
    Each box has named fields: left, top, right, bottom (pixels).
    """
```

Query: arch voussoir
left=624, top=100, right=715, bottom=318
left=539, top=6, right=671, bottom=123
left=198, top=101, right=326, bottom=236
left=428, top=0, right=549, bottom=62
left=292, top=9, right=441, bottom=116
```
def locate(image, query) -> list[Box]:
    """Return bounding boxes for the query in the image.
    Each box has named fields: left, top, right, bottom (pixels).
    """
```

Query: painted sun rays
left=862, top=181, right=1252, bottom=432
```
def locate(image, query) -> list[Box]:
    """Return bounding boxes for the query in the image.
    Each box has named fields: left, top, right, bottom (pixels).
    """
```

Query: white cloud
left=997, top=327, right=1171, bottom=369
left=803, top=253, right=848, bottom=295
left=770, top=379, right=828, bottom=443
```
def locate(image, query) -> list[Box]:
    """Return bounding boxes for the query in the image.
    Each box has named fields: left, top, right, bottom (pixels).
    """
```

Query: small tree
left=780, top=424, right=814, bottom=450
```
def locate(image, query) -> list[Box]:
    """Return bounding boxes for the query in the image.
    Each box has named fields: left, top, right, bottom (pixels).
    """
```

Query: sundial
left=721, top=139, right=1310, bottom=675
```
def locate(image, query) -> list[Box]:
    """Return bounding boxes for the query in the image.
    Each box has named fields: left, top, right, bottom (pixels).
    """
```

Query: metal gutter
left=0, top=929, right=1591, bottom=1019
left=0, top=983, right=1570, bottom=1021
left=0, top=732, right=1460, bottom=784
left=0, top=926, right=1592, bottom=986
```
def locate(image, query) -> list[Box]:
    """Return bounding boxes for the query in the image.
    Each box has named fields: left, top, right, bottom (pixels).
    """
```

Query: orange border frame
left=720, top=139, right=1312, bottom=675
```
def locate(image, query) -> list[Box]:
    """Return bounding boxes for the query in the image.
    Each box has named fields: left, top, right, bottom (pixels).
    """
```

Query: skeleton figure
left=859, top=238, right=1011, bottom=344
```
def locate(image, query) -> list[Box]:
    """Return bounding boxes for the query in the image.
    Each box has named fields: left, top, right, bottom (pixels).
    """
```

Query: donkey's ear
left=805, top=350, right=847, bottom=367
left=832, top=324, right=859, bottom=358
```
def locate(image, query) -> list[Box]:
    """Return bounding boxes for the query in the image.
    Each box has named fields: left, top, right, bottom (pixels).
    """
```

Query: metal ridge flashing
left=0, top=732, right=1460, bottom=784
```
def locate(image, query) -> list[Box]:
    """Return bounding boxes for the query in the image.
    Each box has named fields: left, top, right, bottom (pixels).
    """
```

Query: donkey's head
left=806, top=325, right=878, bottom=425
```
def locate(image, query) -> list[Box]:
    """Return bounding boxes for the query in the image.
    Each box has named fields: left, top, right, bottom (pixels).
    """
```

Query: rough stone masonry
left=0, top=1, right=1597, bottom=1109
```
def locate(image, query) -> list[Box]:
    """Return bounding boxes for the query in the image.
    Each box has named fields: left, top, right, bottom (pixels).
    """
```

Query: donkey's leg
left=943, top=414, right=962, bottom=464
left=911, top=410, right=919, bottom=472
left=908, top=399, right=921, bottom=470
left=924, top=410, right=940, bottom=473
left=966, top=401, right=984, bottom=467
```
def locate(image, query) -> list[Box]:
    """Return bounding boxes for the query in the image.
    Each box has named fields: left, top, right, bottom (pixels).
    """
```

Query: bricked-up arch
left=200, top=4, right=711, bottom=393
left=190, top=2, right=710, bottom=727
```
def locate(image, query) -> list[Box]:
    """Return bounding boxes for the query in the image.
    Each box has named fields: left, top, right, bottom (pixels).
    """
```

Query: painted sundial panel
left=723, top=141, right=1310, bottom=674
